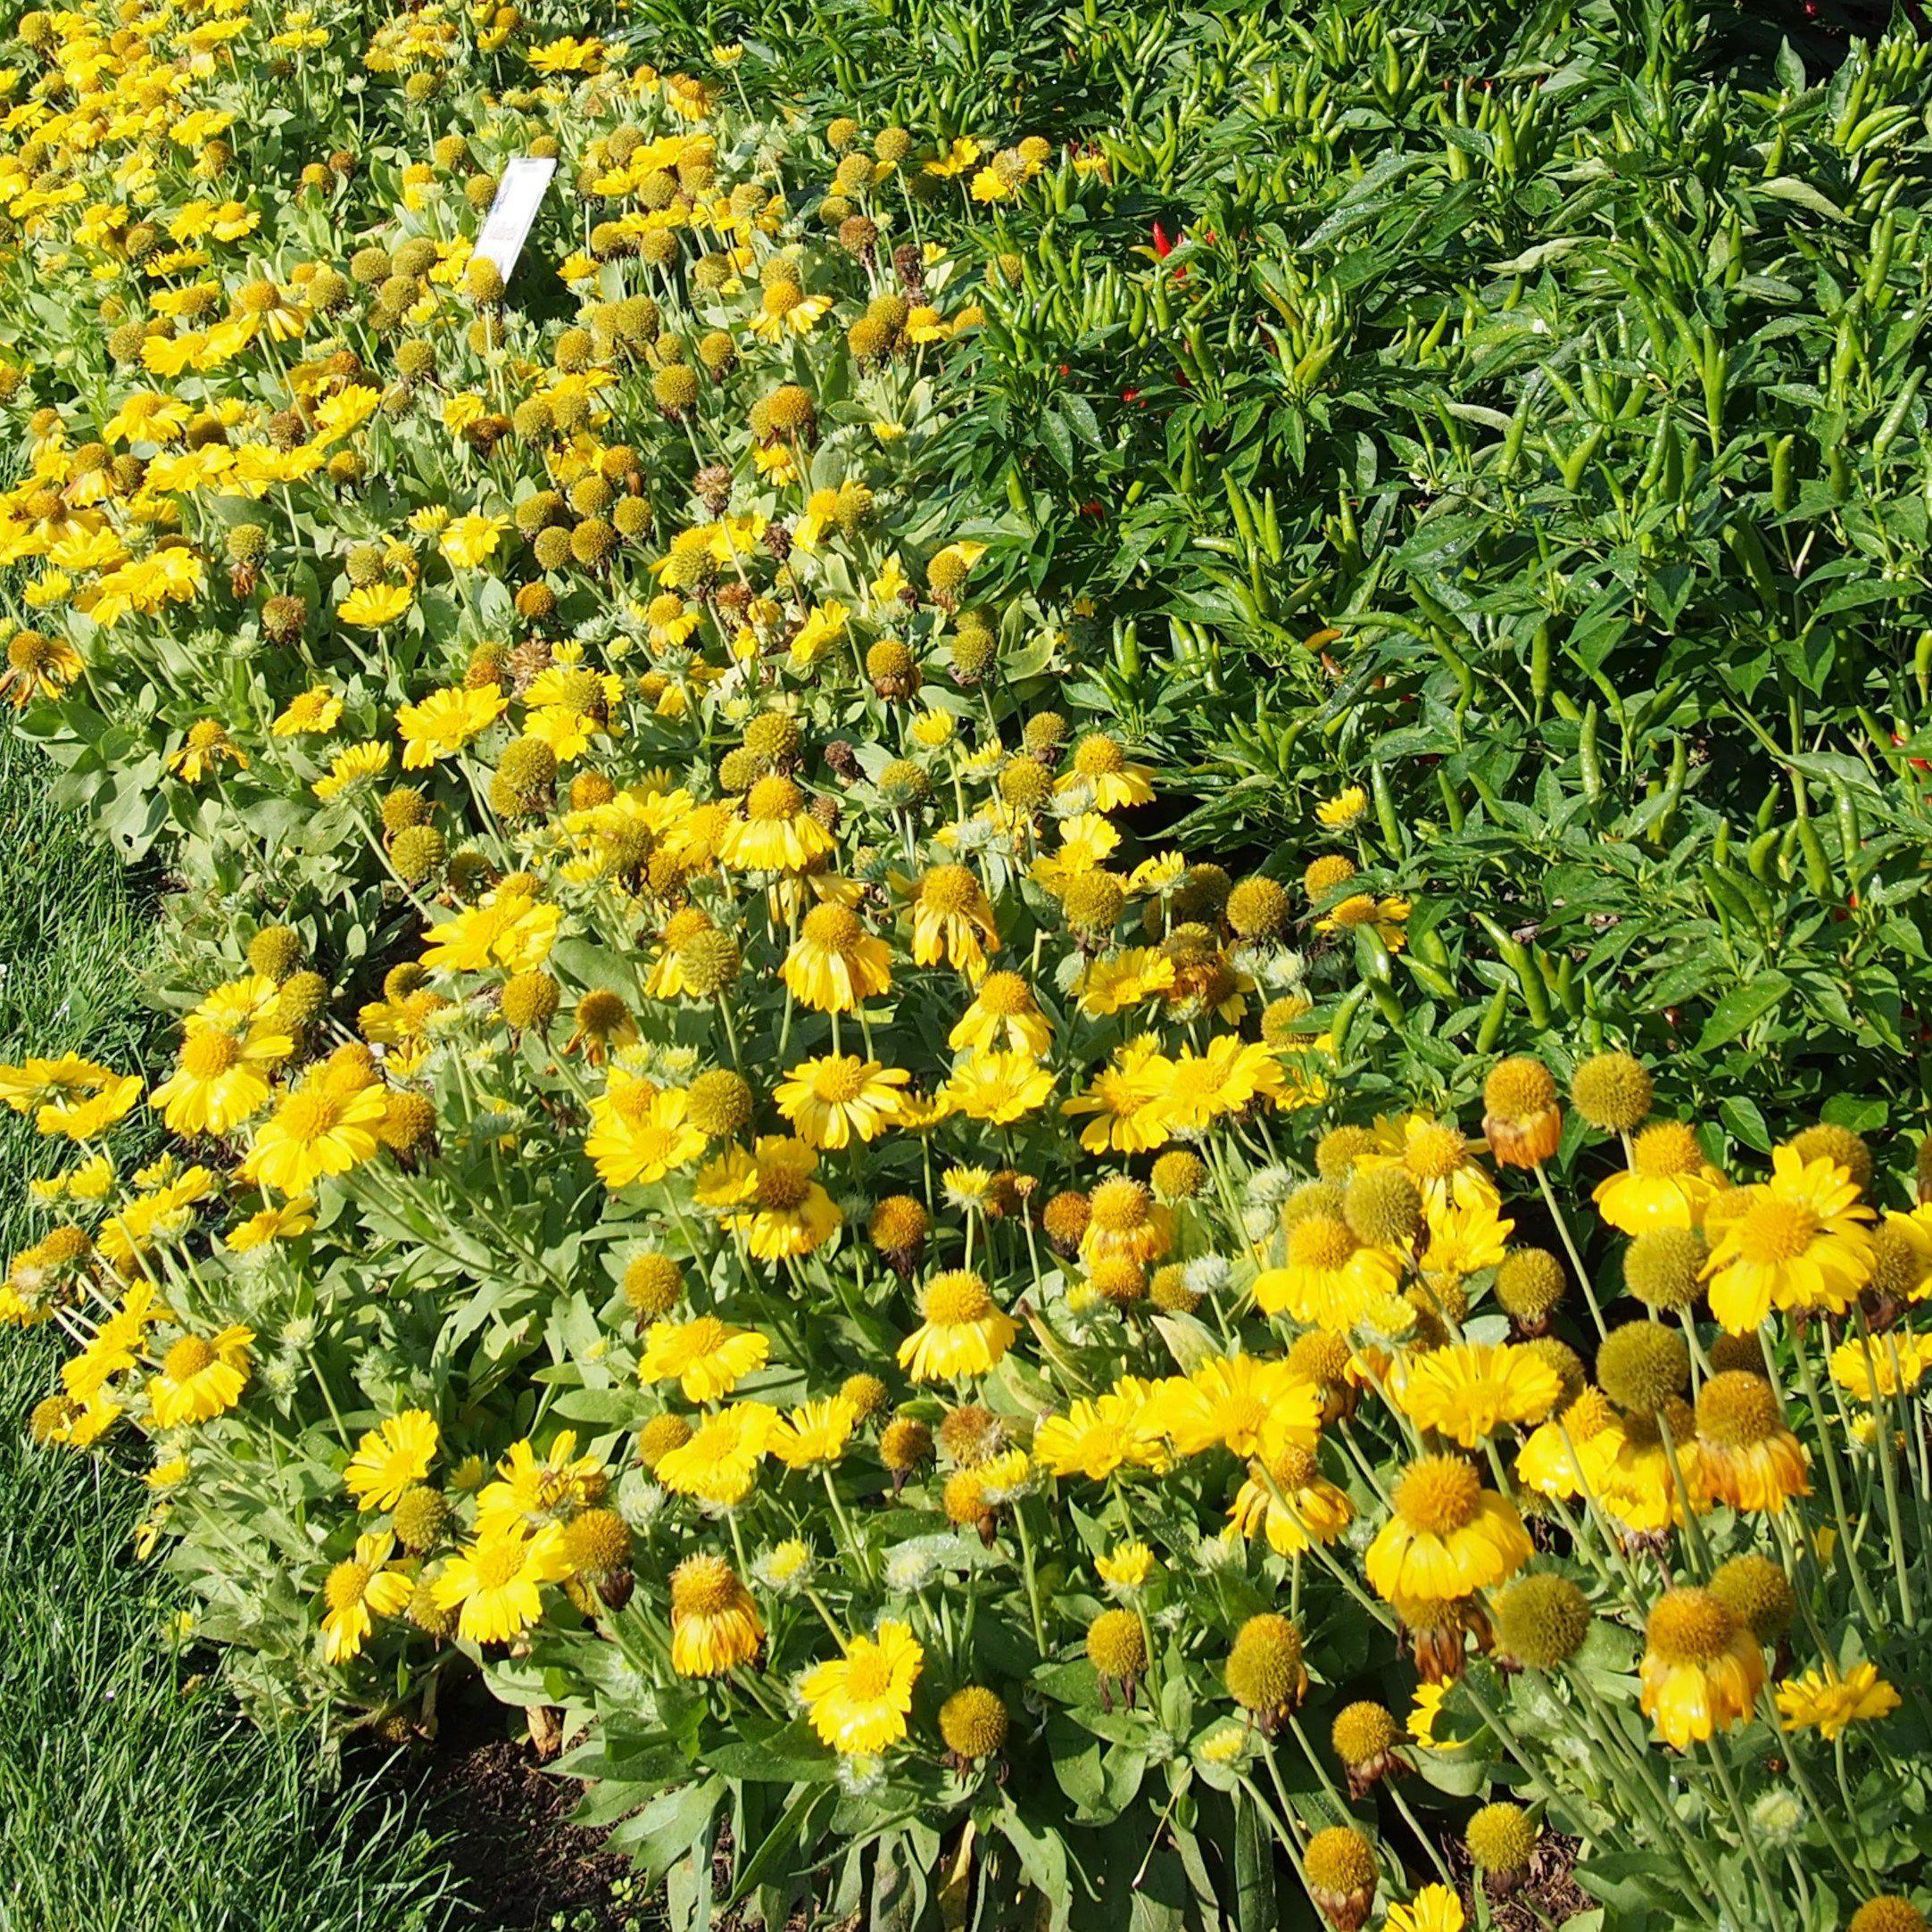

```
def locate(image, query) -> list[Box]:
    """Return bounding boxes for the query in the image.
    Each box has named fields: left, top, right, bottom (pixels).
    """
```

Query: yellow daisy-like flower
left=476, top=1432, right=607, bottom=1538
left=1638, top=1587, right=1764, bottom=1749
left=1230, top=1443, right=1355, bottom=1556
left=585, top=1073, right=707, bottom=1189
left=949, top=973, right=1052, bottom=1058
left=1774, top=1661, right=1901, bottom=1741
left=1094, top=1538, right=1157, bottom=1593
left=1397, top=1342, right=1563, bottom=1447
left=944, top=1049, right=1053, bottom=1124
left=320, top=1530, right=414, bottom=1663
left=338, top=581, right=413, bottom=629
left=270, top=685, right=342, bottom=736
left=344, top=1408, right=440, bottom=1511
left=396, top=682, right=506, bottom=768
left=669, top=1553, right=763, bottom=1675
left=909, top=863, right=1000, bottom=978
left=0, top=1053, right=145, bottom=1140
left=1254, top=1213, right=1401, bottom=1333
left=1033, top=1376, right=1166, bottom=1480
left=243, top=1066, right=387, bottom=1195
left=713, top=1137, right=842, bottom=1261
left=655, top=1402, right=777, bottom=1506
left=147, top=1019, right=292, bottom=1137
left=1364, top=1455, right=1530, bottom=1604
left=719, top=775, right=834, bottom=874
left=1831, top=1329, right=1932, bottom=1402
left=1314, top=785, right=1369, bottom=831
left=898, top=1270, right=1019, bottom=1381
left=148, top=1324, right=253, bottom=1428
left=638, top=1315, right=770, bottom=1403
left=1594, top=1122, right=1721, bottom=1235
left=433, top=1523, right=571, bottom=1645
left=768, top=1395, right=859, bottom=1469
left=1157, top=1353, right=1323, bottom=1463
left=775, top=1054, right=908, bottom=1148
left=798, top=1620, right=924, bottom=1754
left=782, top=903, right=892, bottom=1013
left=1691, top=1372, right=1809, bottom=1513
left=1701, top=1147, right=1873, bottom=1332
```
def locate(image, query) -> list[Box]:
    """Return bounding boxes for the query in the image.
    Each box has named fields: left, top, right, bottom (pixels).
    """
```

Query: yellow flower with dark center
left=898, top=1270, right=1018, bottom=1381
left=782, top=902, right=892, bottom=1013
left=775, top=1053, right=908, bottom=1148
left=1701, top=1147, right=1873, bottom=1332
left=1397, top=1342, right=1562, bottom=1447
left=638, top=1314, right=770, bottom=1402
left=344, top=1408, right=439, bottom=1511
left=1638, top=1587, right=1763, bottom=1749
left=799, top=1620, right=924, bottom=1754
left=711, top=1136, right=841, bottom=1260
left=668, top=1553, right=762, bottom=1675
left=1774, top=1660, right=1901, bottom=1741
left=148, top=1324, right=253, bottom=1427
left=319, top=1530, right=414, bottom=1663
left=169, top=717, right=247, bottom=783
left=476, top=1432, right=607, bottom=1537
left=1692, top=1371, right=1808, bottom=1513
left=433, top=1523, right=571, bottom=1644
left=1365, top=1455, right=1530, bottom=1603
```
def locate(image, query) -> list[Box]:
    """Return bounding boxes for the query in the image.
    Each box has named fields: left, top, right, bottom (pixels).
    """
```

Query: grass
left=0, top=730, right=459, bottom=1932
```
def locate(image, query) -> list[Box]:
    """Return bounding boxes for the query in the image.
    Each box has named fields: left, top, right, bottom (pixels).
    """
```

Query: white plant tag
left=472, top=156, right=557, bottom=284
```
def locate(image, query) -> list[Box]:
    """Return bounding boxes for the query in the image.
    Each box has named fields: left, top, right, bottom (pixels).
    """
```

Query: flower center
left=474, top=1540, right=527, bottom=1589
left=324, top=1559, right=371, bottom=1611
left=801, top=904, right=862, bottom=949
left=845, top=1650, right=893, bottom=1700
left=1395, top=1456, right=1481, bottom=1536
left=1646, top=1588, right=1734, bottom=1666
left=181, top=1031, right=241, bottom=1078
left=977, top=972, right=1030, bottom=1016
left=925, top=1272, right=991, bottom=1324
left=745, top=775, right=802, bottom=821
left=163, top=1335, right=215, bottom=1380
left=1289, top=1215, right=1356, bottom=1272
left=810, top=1058, right=868, bottom=1104
left=919, top=865, right=977, bottom=914
left=755, top=1165, right=809, bottom=1211
left=1736, top=1198, right=1819, bottom=1265
left=1633, top=1122, right=1703, bottom=1177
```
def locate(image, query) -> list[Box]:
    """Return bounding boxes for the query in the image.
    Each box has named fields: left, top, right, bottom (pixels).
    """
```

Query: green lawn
left=0, top=731, right=458, bottom=1932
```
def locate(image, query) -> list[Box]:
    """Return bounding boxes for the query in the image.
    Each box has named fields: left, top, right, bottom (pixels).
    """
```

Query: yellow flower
left=656, top=1402, right=776, bottom=1506
left=433, top=1523, right=571, bottom=1644
left=775, top=1054, right=908, bottom=1148
left=1701, top=1148, right=1873, bottom=1332
left=1593, top=1122, right=1719, bottom=1235
left=439, top=513, right=507, bottom=568
left=1365, top=1456, right=1530, bottom=1604
left=585, top=1074, right=707, bottom=1188
left=476, top=1433, right=607, bottom=1537
left=1315, top=785, right=1368, bottom=830
left=1397, top=1343, right=1563, bottom=1447
left=1254, top=1214, right=1401, bottom=1332
left=244, top=1066, right=387, bottom=1195
left=669, top=1554, right=763, bottom=1675
left=0, top=1053, right=143, bottom=1139
left=1692, top=1372, right=1809, bottom=1513
left=1386, top=1886, right=1464, bottom=1932
left=147, top=1019, right=291, bottom=1137
left=782, top=903, right=892, bottom=1014
left=1639, top=1587, right=1764, bottom=1749
left=1774, top=1661, right=1900, bottom=1741
left=1230, top=1444, right=1355, bottom=1556
left=344, top=1409, right=440, bottom=1511
left=168, top=718, right=246, bottom=784
left=148, top=1325, right=253, bottom=1428
left=638, top=1315, right=769, bottom=1403
left=338, top=581, right=413, bottom=628
left=1831, top=1329, right=1932, bottom=1402
left=768, top=1395, right=859, bottom=1469
left=1158, top=1354, right=1322, bottom=1462
left=1034, top=1377, right=1165, bottom=1480
left=945, top=1049, right=1052, bottom=1124
left=719, top=775, right=834, bottom=874
left=799, top=1620, right=924, bottom=1754
left=1094, top=1538, right=1157, bottom=1593
left=949, top=973, right=1051, bottom=1058
left=313, top=741, right=391, bottom=800
left=270, top=686, right=342, bottom=736
left=898, top=1270, right=1019, bottom=1381
left=396, top=682, right=505, bottom=767
left=909, top=864, right=999, bottom=977
left=320, top=1530, right=414, bottom=1663
left=421, top=884, right=560, bottom=974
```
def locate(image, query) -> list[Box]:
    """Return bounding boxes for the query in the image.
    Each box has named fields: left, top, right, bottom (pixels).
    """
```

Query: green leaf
left=1695, top=973, right=1790, bottom=1053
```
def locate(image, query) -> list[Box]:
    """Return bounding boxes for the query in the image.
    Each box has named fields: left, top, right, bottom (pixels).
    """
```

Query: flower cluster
left=2, top=3, right=1929, bottom=1928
